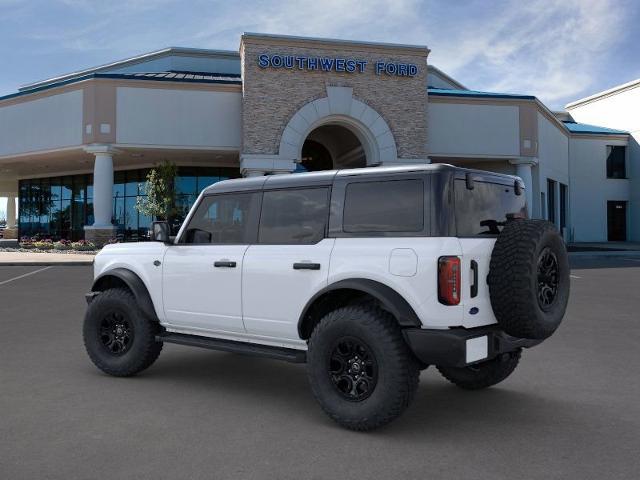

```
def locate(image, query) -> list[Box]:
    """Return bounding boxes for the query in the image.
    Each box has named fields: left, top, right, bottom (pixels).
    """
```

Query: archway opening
left=299, top=124, right=367, bottom=172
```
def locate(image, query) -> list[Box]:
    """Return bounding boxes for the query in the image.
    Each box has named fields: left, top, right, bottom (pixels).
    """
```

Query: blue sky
left=1, top=0, right=639, bottom=218
left=1, top=0, right=639, bottom=108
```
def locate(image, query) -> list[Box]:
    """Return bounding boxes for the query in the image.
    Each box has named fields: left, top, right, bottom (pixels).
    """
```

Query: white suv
left=84, top=164, right=570, bottom=430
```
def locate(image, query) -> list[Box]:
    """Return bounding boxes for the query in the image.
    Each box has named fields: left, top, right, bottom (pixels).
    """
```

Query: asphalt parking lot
left=1, top=257, right=639, bottom=480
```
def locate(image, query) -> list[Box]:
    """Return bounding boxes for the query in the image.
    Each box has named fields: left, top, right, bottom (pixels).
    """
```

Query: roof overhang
left=565, top=78, right=640, bottom=109
left=19, top=47, right=240, bottom=93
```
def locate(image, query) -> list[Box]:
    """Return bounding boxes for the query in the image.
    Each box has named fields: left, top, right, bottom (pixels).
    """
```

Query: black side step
left=157, top=332, right=307, bottom=363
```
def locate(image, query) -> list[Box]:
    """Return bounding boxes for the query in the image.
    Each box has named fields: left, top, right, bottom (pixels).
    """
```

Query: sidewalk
left=0, top=251, right=95, bottom=266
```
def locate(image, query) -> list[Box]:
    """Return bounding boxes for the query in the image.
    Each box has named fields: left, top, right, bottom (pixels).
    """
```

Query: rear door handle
left=470, top=260, right=478, bottom=298
left=293, top=262, right=321, bottom=270
left=214, top=260, right=237, bottom=268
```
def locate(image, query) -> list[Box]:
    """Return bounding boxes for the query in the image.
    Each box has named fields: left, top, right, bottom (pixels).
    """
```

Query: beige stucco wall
left=240, top=35, right=429, bottom=160
left=427, top=102, right=520, bottom=157
left=116, top=86, right=242, bottom=148
left=0, top=89, right=83, bottom=157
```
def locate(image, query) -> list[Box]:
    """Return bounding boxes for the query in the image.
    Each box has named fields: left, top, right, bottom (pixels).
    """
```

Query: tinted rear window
left=455, top=180, right=526, bottom=236
left=343, top=179, right=424, bottom=233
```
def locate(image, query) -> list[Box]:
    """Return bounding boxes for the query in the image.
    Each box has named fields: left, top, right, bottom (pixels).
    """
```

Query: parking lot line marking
left=570, top=274, right=581, bottom=279
left=0, top=266, right=52, bottom=287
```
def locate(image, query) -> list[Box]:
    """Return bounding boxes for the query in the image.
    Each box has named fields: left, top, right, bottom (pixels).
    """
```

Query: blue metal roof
left=0, top=71, right=242, bottom=102
left=562, top=121, right=628, bottom=135
left=428, top=87, right=535, bottom=100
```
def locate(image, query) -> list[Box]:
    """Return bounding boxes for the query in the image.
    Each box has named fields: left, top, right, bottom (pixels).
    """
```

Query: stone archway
left=278, top=86, right=398, bottom=169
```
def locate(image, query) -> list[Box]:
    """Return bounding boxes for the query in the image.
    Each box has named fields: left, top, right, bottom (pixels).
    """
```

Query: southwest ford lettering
left=258, top=53, right=417, bottom=77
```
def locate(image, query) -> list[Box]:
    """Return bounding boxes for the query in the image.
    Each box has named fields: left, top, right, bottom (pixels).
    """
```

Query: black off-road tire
left=437, top=350, right=521, bottom=390
left=83, top=288, right=163, bottom=377
left=307, top=305, right=420, bottom=431
left=488, top=219, right=570, bottom=340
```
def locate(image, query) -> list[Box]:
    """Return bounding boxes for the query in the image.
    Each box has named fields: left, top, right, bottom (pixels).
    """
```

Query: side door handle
left=293, top=262, right=321, bottom=270
left=214, top=260, right=237, bottom=268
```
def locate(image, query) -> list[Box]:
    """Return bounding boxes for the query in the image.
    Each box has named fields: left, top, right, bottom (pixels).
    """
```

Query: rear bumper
left=403, top=325, right=542, bottom=368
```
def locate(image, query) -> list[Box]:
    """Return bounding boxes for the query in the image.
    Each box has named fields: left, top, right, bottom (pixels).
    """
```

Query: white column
left=84, top=145, right=118, bottom=228
left=510, top=158, right=538, bottom=218
left=6, top=195, right=16, bottom=229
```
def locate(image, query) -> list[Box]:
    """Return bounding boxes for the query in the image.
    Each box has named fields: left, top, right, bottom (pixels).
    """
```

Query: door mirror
left=151, top=221, right=171, bottom=243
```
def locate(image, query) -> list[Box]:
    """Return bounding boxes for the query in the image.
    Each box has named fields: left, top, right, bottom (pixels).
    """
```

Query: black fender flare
left=91, top=268, right=159, bottom=321
left=297, top=278, right=422, bottom=338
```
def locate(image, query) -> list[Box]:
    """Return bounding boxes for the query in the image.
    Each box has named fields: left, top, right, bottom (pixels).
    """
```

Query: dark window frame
left=257, top=186, right=331, bottom=245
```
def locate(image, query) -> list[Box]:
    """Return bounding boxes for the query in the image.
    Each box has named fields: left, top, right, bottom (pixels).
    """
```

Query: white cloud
left=424, top=0, right=630, bottom=107
left=185, top=0, right=632, bottom=107
left=5, top=0, right=634, bottom=109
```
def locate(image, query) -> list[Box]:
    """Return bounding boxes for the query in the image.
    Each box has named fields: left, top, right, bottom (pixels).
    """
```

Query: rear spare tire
left=488, top=219, right=569, bottom=340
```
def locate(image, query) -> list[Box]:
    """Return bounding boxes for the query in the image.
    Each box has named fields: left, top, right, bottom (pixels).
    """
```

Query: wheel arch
left=298, top=278, right=422, bottom=339
left=92, top=268, right=158, bottom=321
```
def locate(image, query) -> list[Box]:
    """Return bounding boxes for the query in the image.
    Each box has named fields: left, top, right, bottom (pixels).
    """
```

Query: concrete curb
left=569, top=250, right=640, bottom=258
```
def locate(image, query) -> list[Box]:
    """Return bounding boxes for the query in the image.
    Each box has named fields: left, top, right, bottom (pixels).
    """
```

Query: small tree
left=135, top=161, right=178, bottom=221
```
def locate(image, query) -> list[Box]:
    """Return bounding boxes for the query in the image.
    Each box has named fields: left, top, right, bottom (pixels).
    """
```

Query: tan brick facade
left=240, top=34, right=429, bottom=161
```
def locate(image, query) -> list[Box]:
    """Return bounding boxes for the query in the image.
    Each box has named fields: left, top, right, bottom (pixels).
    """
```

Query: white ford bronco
left=84, top=164, right=569, bottom=430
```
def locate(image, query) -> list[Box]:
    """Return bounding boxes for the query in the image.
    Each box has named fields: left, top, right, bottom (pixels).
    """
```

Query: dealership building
left=0, top=33, right=636, bottom=244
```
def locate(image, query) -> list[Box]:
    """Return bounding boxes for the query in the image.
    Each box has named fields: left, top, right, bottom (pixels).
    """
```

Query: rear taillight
left=438, top=256, right=461, bottom=305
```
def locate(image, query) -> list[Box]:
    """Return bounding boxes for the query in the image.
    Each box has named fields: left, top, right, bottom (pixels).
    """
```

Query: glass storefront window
left=18, top=166, right=239, bottom=241
left=61, top=177, right=73, bottom=200
left=113, top=171, right=125, bottom=198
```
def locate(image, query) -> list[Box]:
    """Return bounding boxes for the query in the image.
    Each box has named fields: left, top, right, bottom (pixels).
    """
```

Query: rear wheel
left=307, top=305, right=420, bottom=431
left=437, top=350, right=521, bottom=390
left=83, top=288, right=163, bottom=377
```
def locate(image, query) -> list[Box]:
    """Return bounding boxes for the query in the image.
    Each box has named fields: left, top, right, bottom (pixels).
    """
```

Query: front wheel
left=437, top=349, right=521, bottom=390
left=307, top=305, right=420, bottom=431
left=83, top=288, right=163, bottom=377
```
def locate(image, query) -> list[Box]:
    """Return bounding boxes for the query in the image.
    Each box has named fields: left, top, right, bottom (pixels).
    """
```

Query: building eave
left=565, top=78, right=640, bottom=109
left=1, top=73, right=242, bottom=105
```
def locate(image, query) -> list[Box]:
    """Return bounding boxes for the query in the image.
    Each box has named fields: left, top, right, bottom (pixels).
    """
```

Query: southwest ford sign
left=257, top=54, right=418, bottom=77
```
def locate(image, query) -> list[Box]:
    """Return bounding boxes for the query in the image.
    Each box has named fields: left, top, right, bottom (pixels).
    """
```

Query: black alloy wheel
left=537, top=247, right=559, bottom=310
left=99, top=311, right=134, bottom=356
left=328, top=337, right=378, bottom=402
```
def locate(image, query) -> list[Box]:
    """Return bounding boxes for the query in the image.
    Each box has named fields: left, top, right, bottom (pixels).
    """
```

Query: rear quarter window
left=455, top=180, right=526, bottom=236
left=343, top=179, right=424, bottom=233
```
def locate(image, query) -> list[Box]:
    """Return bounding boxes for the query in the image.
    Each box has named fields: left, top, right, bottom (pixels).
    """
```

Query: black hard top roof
left=202, top=164, right=522, bottom=194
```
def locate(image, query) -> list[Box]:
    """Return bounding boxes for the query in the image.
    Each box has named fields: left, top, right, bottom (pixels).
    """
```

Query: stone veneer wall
left=241, top=36, right=429, bottom=160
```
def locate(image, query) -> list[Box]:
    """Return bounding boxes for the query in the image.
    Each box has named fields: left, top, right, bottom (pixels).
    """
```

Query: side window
left=259, top=188, right=329, bottom=244
left=606, top=145, right=626, bottom=179
left=181, top=193, right=258, bottom=244
left=343, top=179, right=424, bottom=233
left=455, top=180, right=526, bottom=236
